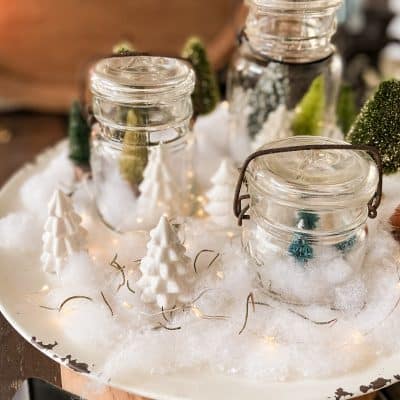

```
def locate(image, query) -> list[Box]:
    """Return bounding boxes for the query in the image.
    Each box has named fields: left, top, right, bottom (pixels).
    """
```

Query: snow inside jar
left=234, top=136, right=382, bottom=303
left=90, top=55, right=195, bottom=232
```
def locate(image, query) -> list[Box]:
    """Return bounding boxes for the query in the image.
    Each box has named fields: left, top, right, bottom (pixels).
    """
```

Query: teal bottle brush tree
left=347, top=79, right=400, bottom=175
left=181, top=36, right=220, bottom=118
left=288, top=211, right=319, bottom=264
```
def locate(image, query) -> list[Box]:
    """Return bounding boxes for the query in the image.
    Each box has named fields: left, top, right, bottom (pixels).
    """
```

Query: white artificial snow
left=0, top=211, right=41, bottom=252
left=1, top=105, right=400, bottom=384
left=19, top=148, right=74, bottom=221
left=252, top=104, right=293, bottom=151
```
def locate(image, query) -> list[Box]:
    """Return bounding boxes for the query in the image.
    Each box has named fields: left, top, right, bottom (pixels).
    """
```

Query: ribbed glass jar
left=227, top=0, right=343, bottom=163
left=90, top=55, right=195, bottom=232
left=237, top=136, right=380, bottom=302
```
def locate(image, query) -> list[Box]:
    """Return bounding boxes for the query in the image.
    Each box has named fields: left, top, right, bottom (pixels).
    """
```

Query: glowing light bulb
left=264, top=336, right=278, bottom=349
left=191, top=306, right=202, bottom=319
left=216, top=271, right=224, bottom=279
left=122, top=301, right=133, bottom=309
left=351, top=331, right=364, bottom=345
left=196, top=209, right=205, bottom=217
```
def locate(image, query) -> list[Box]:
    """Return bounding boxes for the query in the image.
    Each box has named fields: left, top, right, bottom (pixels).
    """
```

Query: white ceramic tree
left=136, top=144, right=180, bottom=228
left=205, top=158, right=238, bottom=228
left=137, top=216, right=195, bottom=309
left=41, top=189, right=87, bottom=275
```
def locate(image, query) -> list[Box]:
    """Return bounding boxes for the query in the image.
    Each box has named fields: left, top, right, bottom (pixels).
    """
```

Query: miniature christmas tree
left=336, top=84, right=357, bottom=135
left=205, top=159, right=238, bottom=228
left=119, top=110, right=149, bottom=186
left=347, top=79, right=400, bottom=174
left=288, top=234, right=314, bottom=264
left=41, top=189, right=88, bottom=275
left=246, top=63, right=289, bottom=138
left=112, top=40, right=135, bottom=54
left=137, top=216, right=195, bottom=309
left=296, top=211, right=320, bottom=230
left=68, top=101, right=91, bottom=166
left=291, top=75, right=325, bottom=136
left=288, top=210, right=318, bottom=263
left=136, top=144, right=180, bottom=226
left=182, top=36, right=220, bottom=117
left=335, top=235, right=357, bottom=253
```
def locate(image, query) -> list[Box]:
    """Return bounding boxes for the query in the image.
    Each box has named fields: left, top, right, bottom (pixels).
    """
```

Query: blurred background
left=0, top=0, right=398, bottom=113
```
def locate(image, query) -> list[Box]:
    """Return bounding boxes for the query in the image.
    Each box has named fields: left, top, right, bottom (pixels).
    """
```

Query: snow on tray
left=0, top=104, right=400, bottom=383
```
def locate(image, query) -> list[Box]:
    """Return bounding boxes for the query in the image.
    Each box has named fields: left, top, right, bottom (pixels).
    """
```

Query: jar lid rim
left=90, top=56, right=195, bottom=103
left=246, top=0, right=342, bottom=12
left=246, top=136, right=379, bottom=208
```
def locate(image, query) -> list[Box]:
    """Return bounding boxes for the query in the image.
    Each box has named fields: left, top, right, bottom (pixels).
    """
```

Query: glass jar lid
left=246, top=136, right=379, bottom=210
left=90, top=55, right=195, bottom=104
left=247, top=0, right=342, bottom=13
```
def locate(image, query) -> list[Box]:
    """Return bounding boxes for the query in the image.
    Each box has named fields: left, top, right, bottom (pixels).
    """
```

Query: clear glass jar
left=227, top=0, right=343, bottom=163
left=90, top=55, right=195, bottom=232
left=235, top=136, right=381, bottom=302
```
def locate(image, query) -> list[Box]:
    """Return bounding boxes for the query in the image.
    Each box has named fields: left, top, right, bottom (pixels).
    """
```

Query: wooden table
left=0, top=112, right=378, bottom=400
left=0, top=111, right=66, bottom=400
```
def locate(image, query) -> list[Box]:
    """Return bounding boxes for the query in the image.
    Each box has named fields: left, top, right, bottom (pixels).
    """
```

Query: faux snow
left=1, top=104, right=400, bottom=384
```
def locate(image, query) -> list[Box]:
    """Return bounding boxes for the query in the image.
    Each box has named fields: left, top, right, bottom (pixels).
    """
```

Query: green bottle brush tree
left=291, top=75, right=326, bottom=136
left=182, top=36, right=220, bottom=118
left=68, top=101, right=91, bottom=166
left=336, top=84, right=357, bottom=135
left=347, top=79, right=400, bottom=175
left=119, top=110, right=149, bottom=188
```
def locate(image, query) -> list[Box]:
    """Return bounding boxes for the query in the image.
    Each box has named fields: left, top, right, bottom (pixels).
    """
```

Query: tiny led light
left=265, top=336, right=278, bottom=348
left=352, top=331, right=364, bottom=345
left=40, top=285, right=49, bottom=292
left=122, top=301, right=133, bottom=309
left=191, top=306, right=202, bottom=319
left=196, top=209, right=205, bottom=217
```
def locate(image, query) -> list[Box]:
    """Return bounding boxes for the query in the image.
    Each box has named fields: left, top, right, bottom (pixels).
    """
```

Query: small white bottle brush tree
left=137, top=216, right=195, bottom=309
left=137, top=144, right=181, bottom=228
left=41, top=189, right=87, bottom=275
left=205, top=158, right=238, bottom=229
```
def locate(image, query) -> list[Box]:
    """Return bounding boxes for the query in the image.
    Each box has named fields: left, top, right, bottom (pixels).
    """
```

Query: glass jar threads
left=90, top=55, right=195, bottom=232
left=234, top=136, right=382, bottom=301
left=227, top=0, right=343, bottom=163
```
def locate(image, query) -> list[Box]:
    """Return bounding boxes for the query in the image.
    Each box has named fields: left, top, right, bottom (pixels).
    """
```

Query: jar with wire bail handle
left=90, top=55, right=196, bottom=232
left=234, top=136, right=382, bottom=303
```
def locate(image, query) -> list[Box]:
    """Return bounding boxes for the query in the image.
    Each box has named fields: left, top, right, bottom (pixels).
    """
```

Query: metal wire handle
left=233, top=144, right=383, bottom=226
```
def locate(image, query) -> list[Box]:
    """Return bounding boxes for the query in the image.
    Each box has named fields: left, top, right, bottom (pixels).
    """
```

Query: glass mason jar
left=234, top=136, right=382, bottom=302
left=90, top=55, right=195, bottom=232
left=227, top=0, right=343, bottom=163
